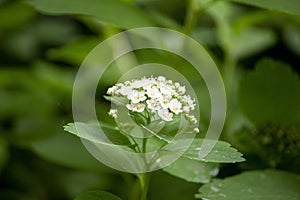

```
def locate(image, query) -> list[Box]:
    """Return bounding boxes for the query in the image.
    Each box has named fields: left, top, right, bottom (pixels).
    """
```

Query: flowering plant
left=106, top=76, right=198, bottom=126
left=64, top=75, right=245, bottom=200
left=103, top=76, right=200, bottom=199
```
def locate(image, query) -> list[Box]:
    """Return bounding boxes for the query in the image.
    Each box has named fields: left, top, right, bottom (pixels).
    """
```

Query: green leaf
left=75, top=190, right=122, bottom=200
left=27, top=0, right=154, bottom=29
left=196, top=170, right=300, bottom=200
left=227, top=0, right=300, bottom=16
left=64, top=122, right=132, bottom=146
left=0, top=1, right=36, bottom=30
left=283, top=25, right=300, bottom=57
left=182, top=139, right=245, bottom=163
left=163, top=157, right=219, bottom=183
left=208, top=1, right=276, bottom=60
left=104, top=96, right=128, bottom=106
left=232, top=28, right=276, bottom=59
left=238, top=58, right=300, bottom=126
left=145, top=10, right=181, bottom=30
left=31, top=132, right=110, bottom=172
left=47, top=37, right=101, bottom=65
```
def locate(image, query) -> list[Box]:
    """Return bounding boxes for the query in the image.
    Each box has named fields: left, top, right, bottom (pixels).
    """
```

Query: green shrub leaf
left=64, top=122, right=132, bottom=146
left=31, top=132, right=109, bottom=171
left=27, top=0, right=154, bottom=29
left=182, top=139, right=245, bottom=163
left=163, top=157, right=219, bottom=183
left=227, top=0, right=300, bottom=16
left=196, top=170, right=300, bottom=200
left=238, top=58, right=300, bottom=126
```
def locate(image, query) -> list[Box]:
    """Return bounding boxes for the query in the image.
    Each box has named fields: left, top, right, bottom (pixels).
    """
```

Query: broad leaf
left=232, top=28, right=276, bottom=59
left=104, top=96, right=128, bottom=106
left=31, top=132, right=110, bottom=172
left=182, top=139, right=245, bottom=163
left=47, top=37, right=101, bottom=65
left=283, top=25, right=300, bottom=57
left=238, top=58, right=300, bottom=126
left=227, top=0, right=300, bottom=17
left=163, top=157, right=219, bottom=183
left=27, top=0, right=154, bottom=29
left=75, top=190, right=122, bottom=200
left=196, top=170, right=300, bottom=200
left=208, top=2, right=276, bottom=60
left=64, top=122, right=131, bottom=146
left=0, top=1, right=35, bottom=30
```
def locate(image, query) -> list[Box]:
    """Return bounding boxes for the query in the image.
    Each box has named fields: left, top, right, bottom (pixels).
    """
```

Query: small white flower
left=185, top=114, right=197, bottom=124
left=182, top=95, right=196, bottom=110
left=194, top=127, right=200, bottom=133
left=108, top=109, right=118, bottom=118
left=183, top=106, right=190, bottom=113
left=177, top=86, right=186, bottom=95
left=168, top=98, right=182, bottom=114
left=124, top=81, right=131, bottom=86
left=159, top=84, right=174, bottom=96
left=146, top=99, right=161, bottom=110
left=157, top=76, right=166, bottom=82
left=126, top=103, right=145, bottom=112
left=131, top=79, right=148, bottom=89
left=119, top=85, right=132, bottom=97
left=128, top=90, right=147, bottom=103
left=158, top=109, right=173, bottom=121
left=159, top=95, right=171, bottom=109
left=146, top=86, right=162, bottom=99
left=107, top=86, right=118, bottom=95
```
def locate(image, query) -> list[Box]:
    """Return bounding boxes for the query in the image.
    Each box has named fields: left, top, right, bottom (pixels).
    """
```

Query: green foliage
left=1, top=0, right=300, bottom=199
left=183, top=139, right=245, bottom=163
left=238, top=58, right=300, bottom=126
left=31, top=131, right=109, bottom=172
left=64, top=122, right=132, bottom=146
left=227, top=0, right=300, bottom=16
left=27, top=0, right=154, bottom=29
left=0, top=1, right=36, bottom=31
left=283, top=25, right=300, bottom=56
left=163, top=157, right=219, bottom=183
left=75, top=191, right=122, bottom=200
left=208, top=2, right=277, bottom=61
left=196, top=170, right=300, bottom=200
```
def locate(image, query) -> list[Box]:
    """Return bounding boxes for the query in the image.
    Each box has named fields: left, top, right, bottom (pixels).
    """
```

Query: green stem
left=183, top=0, right=199, bottom=35
left=184, top=0, right=219, bottom=35
left=139, top=173, right=150, bottom=200
left=223, top=53, right=237, bottom=102
left=142, top=137, right=147, bottom=154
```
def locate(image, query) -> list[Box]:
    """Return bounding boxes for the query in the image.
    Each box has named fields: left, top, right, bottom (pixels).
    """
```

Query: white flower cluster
left=107, top=76, right=197, bottom=123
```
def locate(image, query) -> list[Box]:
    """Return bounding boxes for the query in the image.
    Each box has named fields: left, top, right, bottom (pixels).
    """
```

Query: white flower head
left=168, top=98, right=182, bottom=115
left=157, top=76, right=166, bottom=82
left=158, top=109, right=173, bottom=121
left=128, top=90, right=147, bottom=103
left=146, top=86, right=162, bottom=99
left=126, top=103, right=145, bottom=112
left=106, top=76, right=198, bottom=123
left=146, top=98, right=161, bottom=111
left=119, top=85, right=132, bottom=97
left=108, top=109, right=118, bottom=118
left=159, top=95, right=171, bottom=109
left=107, top=86, right=118, bottom=95
left=177, top=86, right=186, bottom=95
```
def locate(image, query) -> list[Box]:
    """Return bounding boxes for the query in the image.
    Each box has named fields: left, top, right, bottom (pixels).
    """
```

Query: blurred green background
left=0, top=0, right=300, bottom=199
